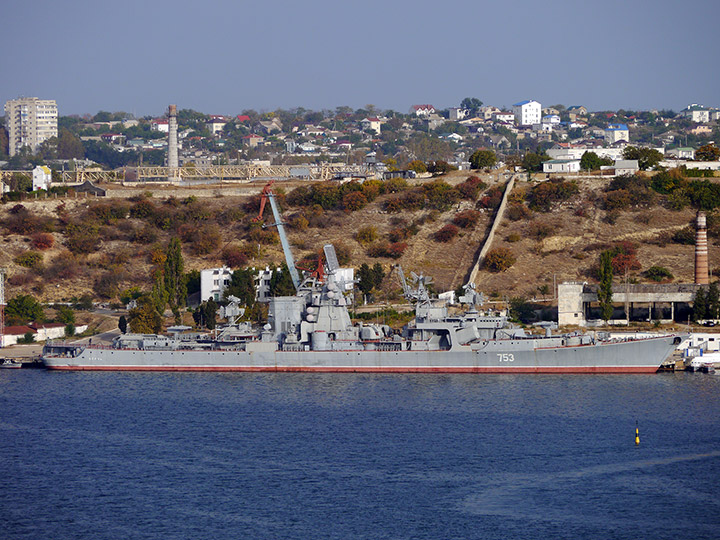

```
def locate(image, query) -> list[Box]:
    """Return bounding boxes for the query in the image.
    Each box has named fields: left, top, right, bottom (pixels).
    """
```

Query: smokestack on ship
left=695, top=210, right=709, bottom=285
left=167, top=104, right=178, bottom=181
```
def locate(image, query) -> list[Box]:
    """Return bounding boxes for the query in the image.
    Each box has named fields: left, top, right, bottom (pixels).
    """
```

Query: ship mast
left=254, top=181, right=301, bottom=291
left=0, top=268, right=5, bottom=348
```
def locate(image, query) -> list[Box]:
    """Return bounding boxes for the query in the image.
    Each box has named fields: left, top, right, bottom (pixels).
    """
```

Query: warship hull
left=42, top=334, right=680, bottom=373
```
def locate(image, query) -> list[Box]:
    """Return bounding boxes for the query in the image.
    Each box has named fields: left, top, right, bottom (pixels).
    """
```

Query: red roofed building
left=236, top=115, right=251, bottom=122
left=410, top=104, right=435, bottom=117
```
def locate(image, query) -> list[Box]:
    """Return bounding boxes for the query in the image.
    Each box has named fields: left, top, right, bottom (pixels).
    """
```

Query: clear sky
left=1, top=0, right=718, bottom=117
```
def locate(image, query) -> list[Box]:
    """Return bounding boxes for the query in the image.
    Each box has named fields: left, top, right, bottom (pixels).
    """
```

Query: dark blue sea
left=1, top=370, right=719, bottom=540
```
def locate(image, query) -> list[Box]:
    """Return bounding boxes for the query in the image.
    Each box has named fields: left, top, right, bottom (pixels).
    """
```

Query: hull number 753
left=497, top=353, right=514, bottom=362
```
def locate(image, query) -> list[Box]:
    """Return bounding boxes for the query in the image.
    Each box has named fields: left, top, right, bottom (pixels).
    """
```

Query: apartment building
left=512, top=100, right=541, bottom=126
left=4, top=97, right=58, bottom=156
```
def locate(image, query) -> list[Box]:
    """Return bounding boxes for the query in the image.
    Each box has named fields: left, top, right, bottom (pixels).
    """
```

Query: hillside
left=0, top=171, right=713, bottom=312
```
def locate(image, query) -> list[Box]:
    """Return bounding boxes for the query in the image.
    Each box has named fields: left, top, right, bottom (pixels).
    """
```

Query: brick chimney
left=695, top=211, right=709, bottom=284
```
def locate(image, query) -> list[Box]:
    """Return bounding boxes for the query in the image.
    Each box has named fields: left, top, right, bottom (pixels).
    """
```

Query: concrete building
left=449, top=108, right=468, bottom=121
left=605, top=124, right=629, bottom=144
left=679, top=104, right=710, bottom=123
left=543, top=159, right=581, bottom=173
left=200, top=266, right=233, bottom=302
left=512, top=100, right=541, bottom=126
left=4, top=97, right=58, bottom=156
left=558, top=282, right=698, bottom=327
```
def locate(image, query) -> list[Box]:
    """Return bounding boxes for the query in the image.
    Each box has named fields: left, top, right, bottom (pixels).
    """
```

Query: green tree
left=580, top=151, right=612, bottom=171
left=522, top=152, right=548, bottom=172
left=693, top=287, right=707, bottom=321
left=225, top=268, right=257, bottom=307
left=622, top=146, right=663, bottom=170
left=460, top=97, right=483, bottom=117
left=193, top=299, right=218, bottom=329
left=598, top=250, right=614, bottom=322
left=55, top=305, right=75, bottom=324
left=695, top=143, right=720, bottom=162
left=269, top=263, right=296, bottom=296
left=118, top=315, right=128, bottom=334
left=707, top=282, right=720, bottom=319
left=6, top=294, right=45, bottom=323
left=163, top=238, right=187, bottom=323
left=128, top=296, right=162, bottom=334
left=470, top=149, right=497, bottom=169
left=57, top=129, right=85, bottom=159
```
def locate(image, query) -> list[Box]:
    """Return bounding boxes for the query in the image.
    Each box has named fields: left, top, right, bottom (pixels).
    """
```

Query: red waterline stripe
left=45, top=365, right=659, bottom=373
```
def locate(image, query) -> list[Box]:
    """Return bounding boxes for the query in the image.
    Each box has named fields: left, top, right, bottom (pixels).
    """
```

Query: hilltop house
left=605, top=124, right=630, bottom=144
left=680, top=104, right=710, bottom=123
left=410, top=104, right=435, bottom=117
left=512, top=100, right=542, bottom=126
left=360, top=117, right=382, bottom=135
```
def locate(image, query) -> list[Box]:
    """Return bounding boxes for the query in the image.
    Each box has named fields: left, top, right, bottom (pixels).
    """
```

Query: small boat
left=0, top=359, right=23, bottom=369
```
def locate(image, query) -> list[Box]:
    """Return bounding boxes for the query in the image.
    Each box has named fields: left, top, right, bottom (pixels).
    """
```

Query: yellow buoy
left=635, top=425, right=640, bottom=446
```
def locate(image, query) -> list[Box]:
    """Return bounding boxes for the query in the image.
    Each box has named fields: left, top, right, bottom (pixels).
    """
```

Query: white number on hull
left=497, top=353, right=514, bottom=362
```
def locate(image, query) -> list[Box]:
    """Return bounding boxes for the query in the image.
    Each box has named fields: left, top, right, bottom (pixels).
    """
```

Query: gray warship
left=42, top=186, right=683, bottom=373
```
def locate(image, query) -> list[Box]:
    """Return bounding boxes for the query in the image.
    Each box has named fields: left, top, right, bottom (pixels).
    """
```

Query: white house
left=492, top=111, right=515, bottom=124
left=32, top=165, right=52, bottom=191
left=410, top=104, right=435, bottom=117
left=665, top=147, right=695, bottom=160
left=200, top=266, right=233, bottom=302
left=480, top=106, right=501, bottom=120
left=543, top=159, right=581, bottom=173
left=605, top=124, right=630, bottom=144
left=679, top=104, right=710, bottom=123
left=150, top=119, right=169, bottom=133
left=542, top=114, right=561, bottom=125
left=512, top=100, right=542, bottom=126
left=206, top=116, right=228, bottom=136
left=613, top=160, right=639, bottom=175
left=360, top=117, right=382, bottom=135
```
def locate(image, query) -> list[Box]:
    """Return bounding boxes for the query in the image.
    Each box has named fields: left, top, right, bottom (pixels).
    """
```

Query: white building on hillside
left=200, top=266, right=233, bottom=302
left=4, top=97, right=58, bottom=156
left=679, top=104, right=710, bottom=123
left=512, top=100, right=541, bottom=126
left=605, top=124, right=630, bottom=144
left=543, top=159, right=580, bottom=173
left=32, top=166, right=52, bottom=191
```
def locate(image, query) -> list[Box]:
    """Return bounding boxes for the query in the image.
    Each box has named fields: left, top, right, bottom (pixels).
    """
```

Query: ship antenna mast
left=253, top=181, right=301, bottom=291
left=0, top=268, right=5, bottom=348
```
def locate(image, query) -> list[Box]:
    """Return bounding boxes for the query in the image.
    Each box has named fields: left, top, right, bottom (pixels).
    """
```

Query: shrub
left=65, top=222, right=101, bottom=254
left=31, top=232, right=55, bottom=250
left=131, top=225, right=158, bottom=244
left=506, top=233, right=521, bottom=243
left=672, top=226, right=695, bottom=245
left=477, top=186, right=504, bottom=210
left=506, top=203, right=531, bottom=221
left=342, top=191, right=368, bottom=211
left=45, top=252, right=80, bottom=281
left=190, top=224, right=223, bottom=255
left=527, top=178, right=579, bottom=211
left=94, top=271, right=122, bottom=299
left=356, top=225, right=378, bottom=245
left=129, top=199, right=156, bottom=219
left=484, top=248, right=516, bottom=272
left=383, top=177, right=408, bottom=193
left=367, top=242, right=407, bottom=259
left=422, top=180, right=461, bottom=211
left=457, top=176, right=487, bottom=200
left=452, top=209, right=481, bottom=228
left=289, top=214, right=309, bottom=230
left=222, top=245, right=249, bottom=268
left=644, top=265, right=673, bottom=282
left=15, top=251, right=43, bottom=268
left=407, top=160, right=427, bottom=173
left=435, top=224, right=459, bottom=242
left=526, top=221, right=554, bottom=241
